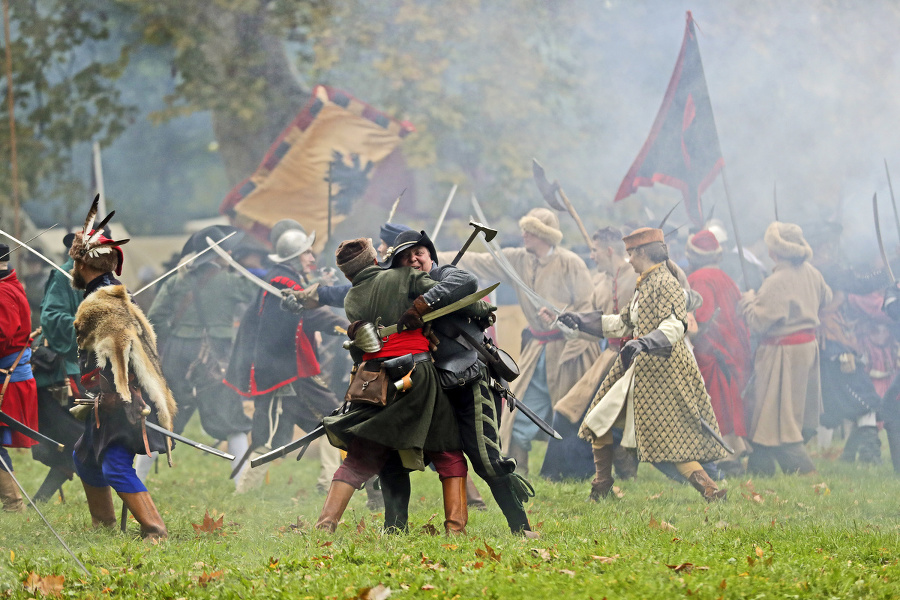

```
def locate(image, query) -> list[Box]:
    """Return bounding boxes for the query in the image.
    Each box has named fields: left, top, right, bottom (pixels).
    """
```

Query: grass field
left=2, top=423, right=899, bottom=599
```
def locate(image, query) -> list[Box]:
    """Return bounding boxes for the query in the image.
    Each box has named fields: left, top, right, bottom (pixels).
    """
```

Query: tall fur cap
left=519, top=207, right=562, bottom=246
left=73, top=285, right=176, bottom=430
left=764, top=221, right=813, bottom=262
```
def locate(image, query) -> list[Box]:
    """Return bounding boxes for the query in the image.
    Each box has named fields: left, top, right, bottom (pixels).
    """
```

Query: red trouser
left=333, top=437, right=466, bottom=489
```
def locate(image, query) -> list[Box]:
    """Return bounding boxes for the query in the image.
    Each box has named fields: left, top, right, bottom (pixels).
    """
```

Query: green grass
left=2, top=422, right=900, bottom=599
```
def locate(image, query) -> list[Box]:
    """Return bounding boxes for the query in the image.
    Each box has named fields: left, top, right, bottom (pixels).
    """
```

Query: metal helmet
left=268, top=228, right=317, bottom=263
left=269, top=219, right=305, bottom=246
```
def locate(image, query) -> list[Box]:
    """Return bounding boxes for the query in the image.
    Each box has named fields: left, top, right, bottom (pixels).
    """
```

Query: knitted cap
left=764, top=221, right=812, bottom=262
left=622, top=227, right=665, bottom=251
left=336, top=238, right=377, bottom=280
left=519, top=207, right=562, bottom=246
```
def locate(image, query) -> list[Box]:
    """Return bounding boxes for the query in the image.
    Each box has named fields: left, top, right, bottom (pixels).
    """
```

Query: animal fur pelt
left=74, top=284, right=176, bottom=430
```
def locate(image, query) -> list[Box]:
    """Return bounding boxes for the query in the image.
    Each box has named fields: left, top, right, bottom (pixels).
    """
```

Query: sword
left=885, top=159, right=900, bottom=241
left=431, top=184, right=458, bottom=240
left=0, top=452, right=89, bottom=576
left=0, top=225, right=73, bottom=280
left=498, top=385, right=561, bottom=440
left=205, top=235, right=281, bottom=294
left=0, top=223, right=57, bottom=261
left=133, top=231, right=237, bottom=296
left=700, top=417, right=735, bottom=455
left=376, top=282, right=500, bottom=338
left=0, top=411, right=65, bottom=450
left=874, top=193, right=897, bottom=283
left=249, top=425, right=327, bottom=469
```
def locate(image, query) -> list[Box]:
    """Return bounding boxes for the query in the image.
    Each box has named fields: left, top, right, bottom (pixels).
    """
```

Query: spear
left=773, top=182, right=779, bottom=221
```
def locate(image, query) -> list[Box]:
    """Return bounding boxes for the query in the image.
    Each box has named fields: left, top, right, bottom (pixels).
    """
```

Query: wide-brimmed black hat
left=379, top=229, right=438, bottom=269
left=181, top=225, right=244, bottom=266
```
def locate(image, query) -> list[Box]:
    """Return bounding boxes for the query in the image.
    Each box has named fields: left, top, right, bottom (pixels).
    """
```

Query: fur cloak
left=74, top=285, right=176, bottom=430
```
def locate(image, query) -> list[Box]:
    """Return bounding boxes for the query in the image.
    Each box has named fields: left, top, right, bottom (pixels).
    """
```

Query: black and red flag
left=614, top=11, right=723, bottom=224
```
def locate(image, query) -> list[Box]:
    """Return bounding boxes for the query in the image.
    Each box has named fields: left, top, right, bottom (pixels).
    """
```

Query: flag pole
left=2, top=0, right=21, bottom=239
left=719, top=166, right=750, bottom=290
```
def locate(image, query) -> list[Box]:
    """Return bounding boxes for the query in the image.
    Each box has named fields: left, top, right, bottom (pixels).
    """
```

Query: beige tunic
left=555, top=267, right=638, bottom=424
left=740, top=261, right=833, bottom=446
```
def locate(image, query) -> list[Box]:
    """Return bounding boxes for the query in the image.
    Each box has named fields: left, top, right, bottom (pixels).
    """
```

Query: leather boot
left=118, top=491, right=168, bottom=539
left=508, top=443, right=529, bottom=478
left=365, top=476, right=384, bottom=512
left=0, top=470, right=24, bottom=513
left=773, top=442, right=816, bottom=475
left=379, top=469, right=411, bottom=533
left=82, top=483, right=116, bottom=528
left=746, top=443, right=776, bottom=477
left=487, top=473, right=535, bottom=536
left=315, top=480, right=356, bottom=533
left=687, top=469, right=727, bottom=502
left=840, top=425, right=861, bottom=462
left=885, top=421, right=900, bottom=474
left=855, top=426, right=882, bottom=465
left=441, top=477, right=468, bottom=535
left=466, top=475, right=487, bottom=511
left=613, top=445, right=639, bottom=480
left=589, top=445, right=615, bottom=501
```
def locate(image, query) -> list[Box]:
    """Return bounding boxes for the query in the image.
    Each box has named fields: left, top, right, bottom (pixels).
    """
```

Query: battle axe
left=451, top=220, right=497, bottom=266
left=532, top=158, right=592, bottom=247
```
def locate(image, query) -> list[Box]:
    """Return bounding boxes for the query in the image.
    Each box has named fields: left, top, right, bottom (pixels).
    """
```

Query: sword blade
left=205, top=235, right=281, bottom=294
left=0, top=223, right=57, bottom=261
left=377, top=282, right=500, bottom=338
left=0, top=226, right=72, bottom=280
left=144, top=421, right=235, bottom=460
left=700, top=417, right=735, bottom=455
left=885, top=159, right=900, bottom=241
left=133, top=232, right=236, bottom=296
left=0, top=411, right=65, bottom=450
left=250, top=426, right=327, bottom=468
left=874, top=193, right=897, bottom=283
left=513, top=398, right=562, bottom=440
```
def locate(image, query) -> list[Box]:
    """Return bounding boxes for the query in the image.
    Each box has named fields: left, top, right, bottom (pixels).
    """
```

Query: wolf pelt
left=74, top=285, right=176, bottom=430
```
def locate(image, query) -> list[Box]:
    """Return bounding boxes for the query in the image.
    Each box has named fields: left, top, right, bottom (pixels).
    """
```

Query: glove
left=558, top=312, right=584, bottom=330
left=559, top=310, right=604, bottom=337
left=619, top=338, right=649, bottom=370
left=279, top=289, right=304, bottom=314
left=396, top=295, right=432, bottom=332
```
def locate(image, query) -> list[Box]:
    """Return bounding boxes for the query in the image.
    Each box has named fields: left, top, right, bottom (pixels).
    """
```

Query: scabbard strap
left=140, top=416, right=152, bottom=457
left=0, top=345, right=29, bottom=408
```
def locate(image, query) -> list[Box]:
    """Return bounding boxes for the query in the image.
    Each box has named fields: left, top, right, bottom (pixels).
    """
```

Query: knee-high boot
left=590, top=445, right=615, bottom=501
left=441, top=477, right=467, bottom=535
left=487, top=474, right=539, bottom=538
left=315, top=481, right=356, bottom=533
left=886, top=421, right=900, bottom=474
left=118, top=492, right=168, bottom=539
left=687, top=469, right=727, bottom=502
left=379, top=470, right=411, bottom=533
left=0, top=470, right=24, bottom=513
left=82, top=483, right=116, bottom=527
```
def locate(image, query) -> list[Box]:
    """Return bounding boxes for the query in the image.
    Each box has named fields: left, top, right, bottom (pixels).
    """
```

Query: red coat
left=0, top=270, right=38, bottom=448
left=688, top=266, right=751, bottom=437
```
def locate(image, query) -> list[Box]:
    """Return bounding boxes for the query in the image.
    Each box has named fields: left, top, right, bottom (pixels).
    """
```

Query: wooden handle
left=557, top=188, right=592, bottom=247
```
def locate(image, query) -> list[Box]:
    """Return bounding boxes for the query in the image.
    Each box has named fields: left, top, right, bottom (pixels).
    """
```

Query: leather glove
left=280, top=289, right=304, bottom=314
left=396, top=295, right=432, bottom=332
left=558, top=312, right=584, bottom=330
left=559, top=310, right=604, bottom=337
left=619, top=338, right=649, bottom=370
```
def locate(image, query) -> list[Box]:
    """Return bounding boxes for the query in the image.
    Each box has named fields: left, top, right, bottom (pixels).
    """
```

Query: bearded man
left=68, top=199, right=175, bottom=539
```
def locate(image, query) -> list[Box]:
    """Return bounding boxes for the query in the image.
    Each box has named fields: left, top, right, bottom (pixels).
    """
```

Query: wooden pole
left=2, top=0, right=20, bottom=239
left=720, top=166, right=750, bottom=290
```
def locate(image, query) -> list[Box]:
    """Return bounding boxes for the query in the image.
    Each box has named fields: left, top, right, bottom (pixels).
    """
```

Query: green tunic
left=323, top=265, right=462, bottom=471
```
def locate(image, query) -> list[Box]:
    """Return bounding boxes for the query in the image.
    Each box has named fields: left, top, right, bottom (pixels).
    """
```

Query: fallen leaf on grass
left=813, top=482, right=830, bottom=495
left=192, top=510, right=224, bottom=535
left=319, top=541, right=333, bottom=548
left=352, top=584, right=392, bottom=599
left=647, top=493, right=662, bottom=500
left=559, top=569, right=576, bottom=577
left=649, top=515, right=677, bottom=532
left=611, top=486, right=625, bottom=499
left=755, top=546, right=764, bottom=558
left=357, top=518, right=367, bottom=534
left=420, top=523, right=439, bottom=536
left=474, top=542, right=501, bottom=562
left=590, top=555, right=619, bottom=563
left=197, top=570, right=224, bottom=588
left=441, top=544, right=457, bottom=550
left=473, top=562, right=484, bottom=569
left=666, top=563, right=708, bottom=573
left=421, top=584, right=435, bottom=591
left=531, top=548, right=553, bottom=561
left=23, top=572, right=64, bottom=598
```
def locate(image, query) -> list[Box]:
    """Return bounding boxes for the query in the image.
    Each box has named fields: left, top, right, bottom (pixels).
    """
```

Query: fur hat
left=764, top=221, right=812, bottom=262
left=622, top=227, right=664, bottom=251
left=380, top=229, right=438, bottom=269
left=68, top=195, right=129, bottom=276
left=336, top=238, right=377, bottom=280
left=519, top=208, right=562, bottom=246
left=686, top=230, right=722, bottom=264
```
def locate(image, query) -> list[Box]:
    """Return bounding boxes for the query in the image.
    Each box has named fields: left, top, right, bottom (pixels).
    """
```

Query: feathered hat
left=68, top=195, right=130, bottom=275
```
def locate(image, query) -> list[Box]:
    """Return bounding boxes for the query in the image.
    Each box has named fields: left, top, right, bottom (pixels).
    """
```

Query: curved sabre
left=205, top=235, right=281, bottom=294
left=0, top=225, right=72, bottom=280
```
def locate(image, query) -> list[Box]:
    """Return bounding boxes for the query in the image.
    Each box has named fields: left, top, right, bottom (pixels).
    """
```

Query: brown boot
left=0, top=470, right=24, bottom=513
left=590, top=445, right=615, bottom=501
left=687, top=469, right=727, bottom=502
left=118, top=492, right=168, bottom=539
left=82, top=483, right=116, bottom=528
left=315, top=481, right=356, bottom=533
left=465, top=475, right=487, bottom=511
left=442, top=477, right=468, bottom=535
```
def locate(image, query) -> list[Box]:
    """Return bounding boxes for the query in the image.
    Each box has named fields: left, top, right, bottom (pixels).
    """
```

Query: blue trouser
left=73, top=444, right=146, bottom=493
left=0, top=445, right=12, bottom=473
left=511, top=351, right=552, bottom=450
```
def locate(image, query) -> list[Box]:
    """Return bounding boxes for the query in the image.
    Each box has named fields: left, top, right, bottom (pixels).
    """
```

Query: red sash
left=762, top=328, right=816, bottom=346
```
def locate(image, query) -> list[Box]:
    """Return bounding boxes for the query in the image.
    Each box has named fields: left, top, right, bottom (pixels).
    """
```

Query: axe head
left=468, top=220, right=497, bottom=243
left=532, top=158, right=565, bottom=211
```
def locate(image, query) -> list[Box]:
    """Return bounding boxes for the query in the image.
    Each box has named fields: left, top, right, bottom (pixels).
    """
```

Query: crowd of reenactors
left=1, top=191, right=898, bottom=541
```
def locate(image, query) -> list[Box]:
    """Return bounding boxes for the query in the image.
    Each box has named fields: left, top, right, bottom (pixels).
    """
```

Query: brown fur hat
left=764, top=221, right=812, bottom=262
left=519, top=208, right=563, bottom=246
left=336, top=238, right=377, bottom=280
left=623, top=227, right=665, bottom=250
left=74, top=284, right=176, bottom=431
